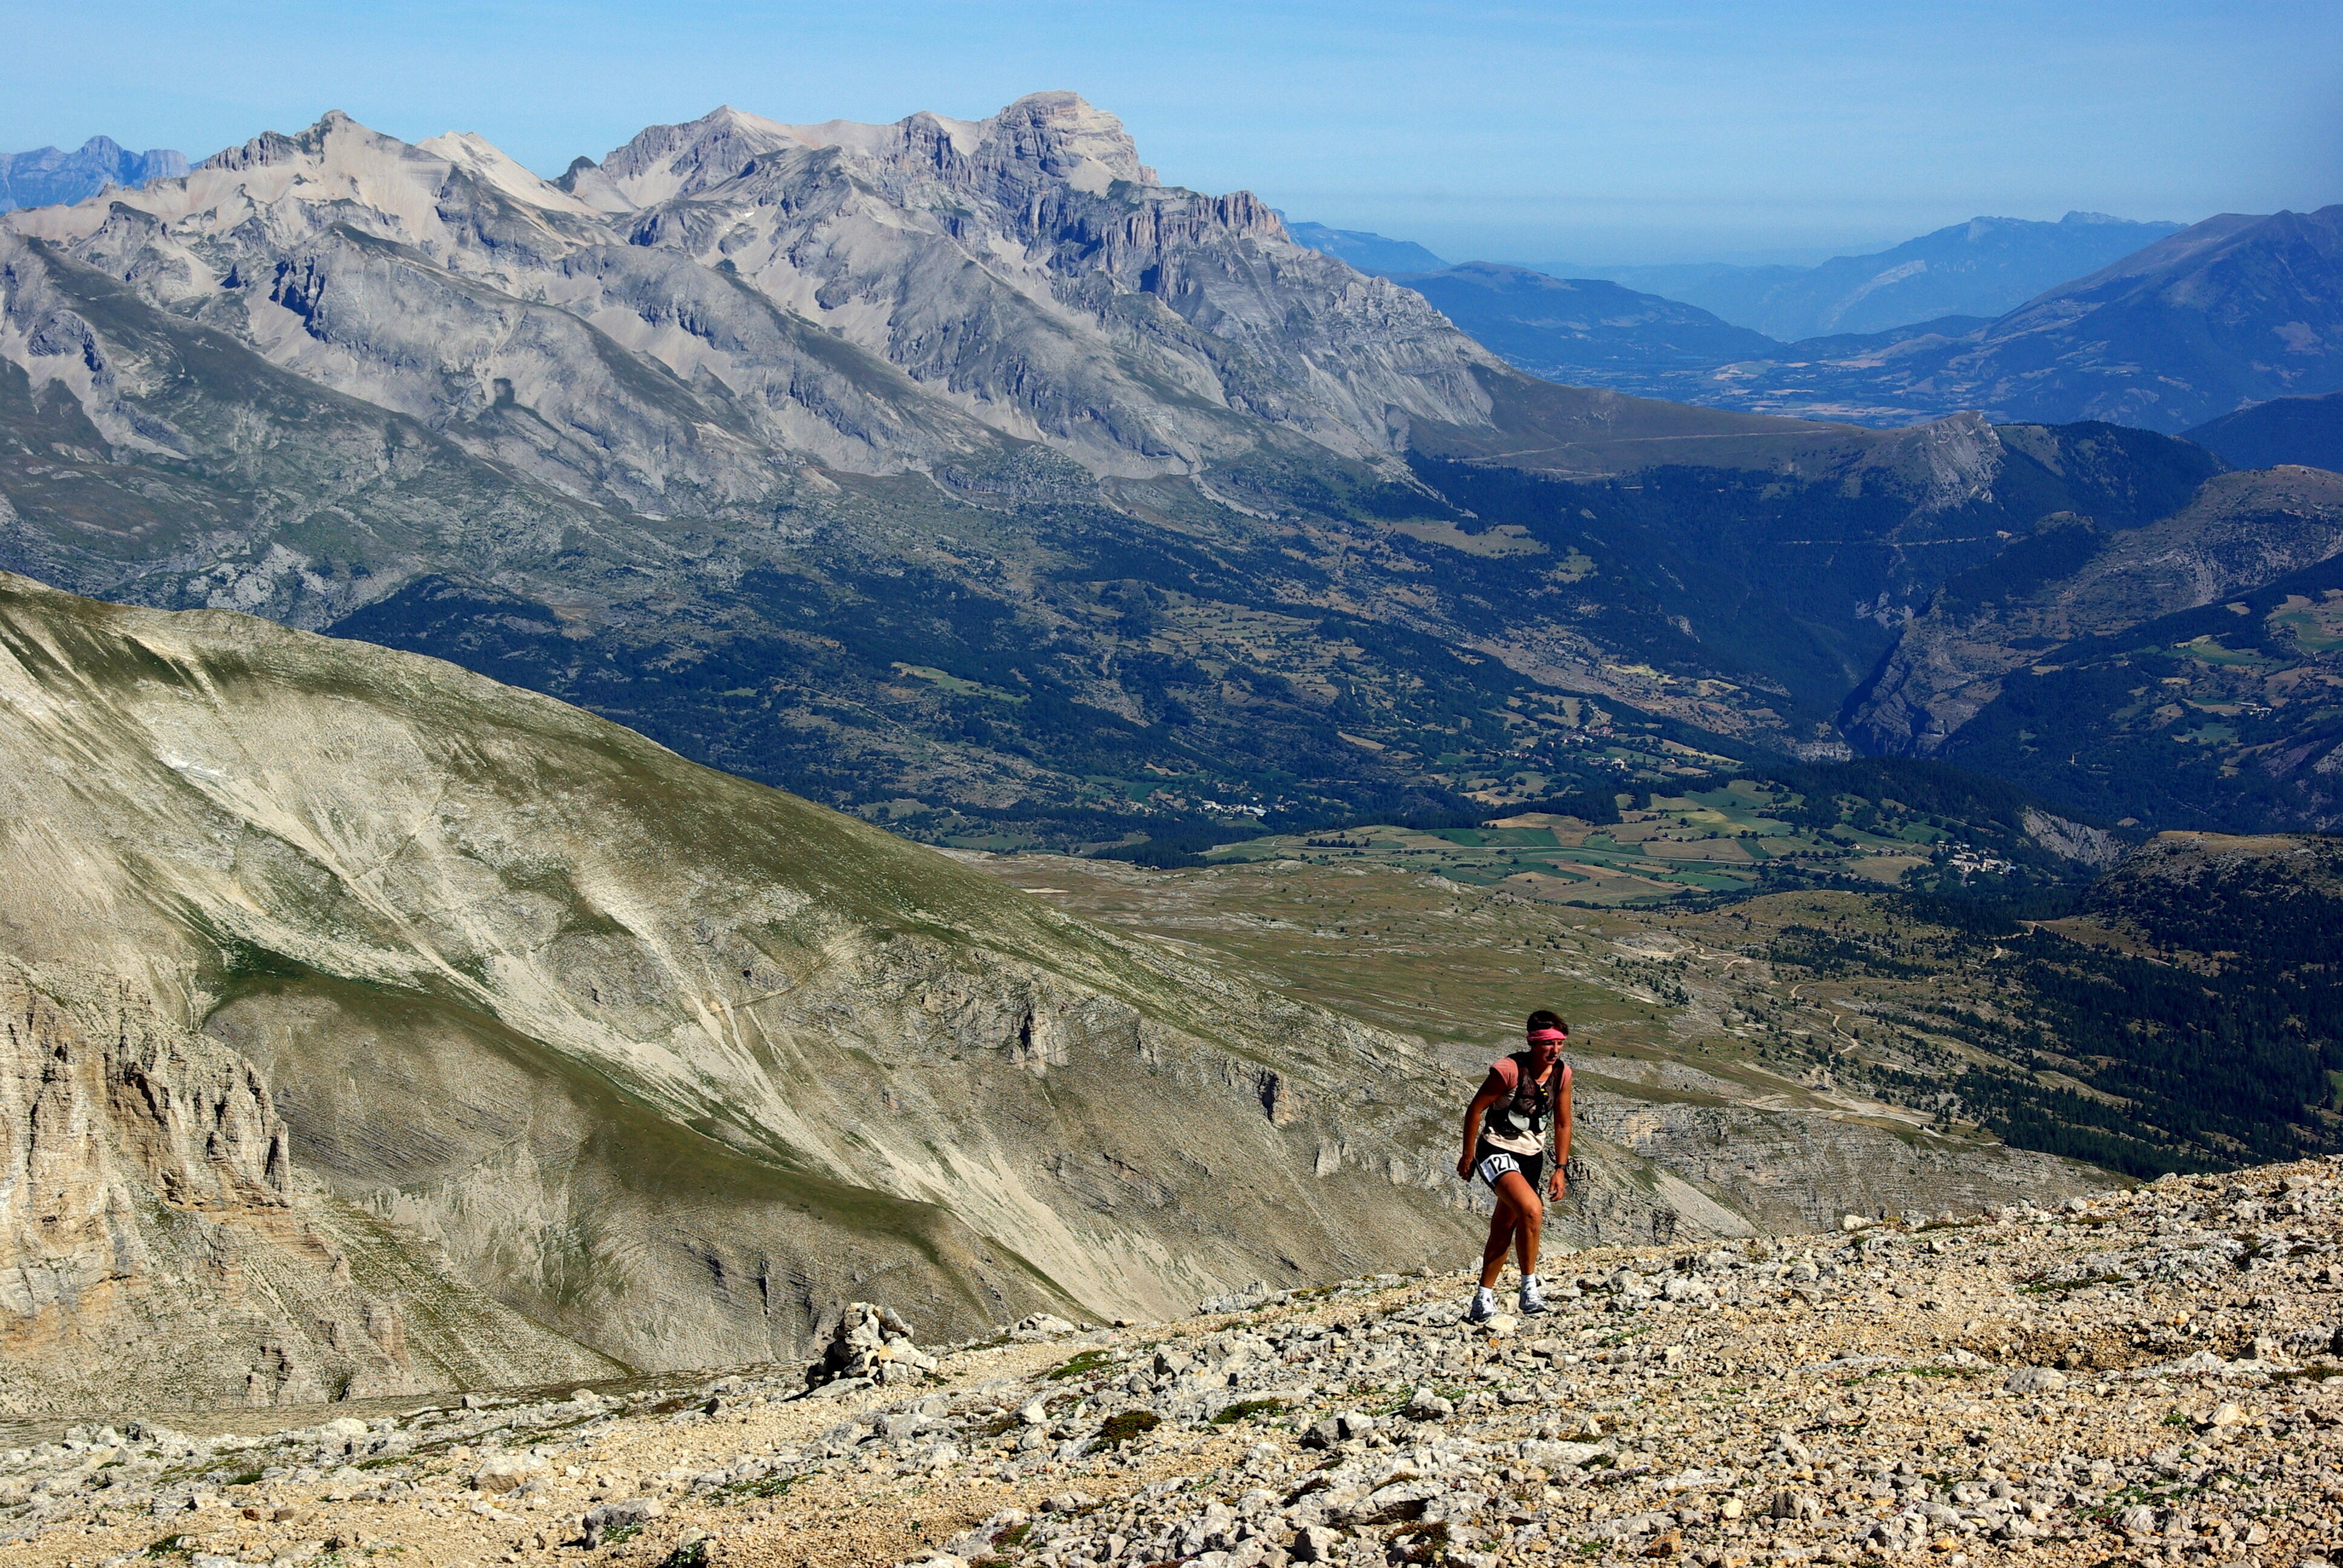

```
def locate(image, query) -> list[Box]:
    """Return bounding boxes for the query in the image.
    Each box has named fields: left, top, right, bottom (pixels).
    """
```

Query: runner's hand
left=1548, top=1168, right=1565, bottom=1200
left=1456, top=1154, right=1474, bottom=1181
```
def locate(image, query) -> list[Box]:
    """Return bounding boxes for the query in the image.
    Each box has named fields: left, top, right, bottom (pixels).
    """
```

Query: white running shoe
left=1466, top=1286, right=1497, bottom=1323
left=1519, top=1274, right=1548, bottom=1315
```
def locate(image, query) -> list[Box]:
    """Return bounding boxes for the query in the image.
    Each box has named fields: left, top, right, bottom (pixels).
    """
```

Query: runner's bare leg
left=1504, top=1169, right=1542, bottom=1281
left=1480, top=1170, right=1540, bottom=1291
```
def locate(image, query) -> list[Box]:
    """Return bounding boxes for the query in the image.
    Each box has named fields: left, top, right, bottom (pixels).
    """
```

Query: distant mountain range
left=1581, top=212, right=2182, bottom=340
left=1285, top=211, right=2178, bottom=341
left=7, top=97, right=2342, bottom=845
left=1712, top=206, right=2343, bottom=432
left=1300, top=207, right=2343, bottom=436
left=0, top=135, right=186, bottom=211
left=1282, top=219, right=1446, bottom=274
left=1389, top=261, right=1780, bottom=382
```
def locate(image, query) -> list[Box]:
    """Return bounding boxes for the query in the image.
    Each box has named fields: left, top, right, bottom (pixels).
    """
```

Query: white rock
left=473, top=1453, right=552, bottom=1494
left=1519, top=1439, right=1605, bottom=1471
left=1292, top=1524, right=1345, bottom=1563
left=1403, top=1387, right=1453, bottom=1422
left=1660, top=1467, right=1734, bottom=1492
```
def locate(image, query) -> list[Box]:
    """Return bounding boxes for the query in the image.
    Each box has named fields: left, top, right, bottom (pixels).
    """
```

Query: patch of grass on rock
left=1092, top=1411, right=1162, bottom=1449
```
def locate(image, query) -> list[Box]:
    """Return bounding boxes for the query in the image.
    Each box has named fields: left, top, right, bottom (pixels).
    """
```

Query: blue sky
left=4, top=0, right=2336, bottom=264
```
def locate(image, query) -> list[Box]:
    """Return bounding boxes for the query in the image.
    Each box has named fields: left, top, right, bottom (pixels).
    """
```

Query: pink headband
left=1526, top=1028, right=1566, bottom=1042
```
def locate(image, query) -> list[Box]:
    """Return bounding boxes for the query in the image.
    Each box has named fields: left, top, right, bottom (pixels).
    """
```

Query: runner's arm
left=1550, top=1068, right=1573, bottom=1197
left=1456, top=1079, right=1504, bottom=1179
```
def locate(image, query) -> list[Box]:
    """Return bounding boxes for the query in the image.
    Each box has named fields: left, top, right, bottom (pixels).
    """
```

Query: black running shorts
left=1473, top=1140, right=1545, bottom=1195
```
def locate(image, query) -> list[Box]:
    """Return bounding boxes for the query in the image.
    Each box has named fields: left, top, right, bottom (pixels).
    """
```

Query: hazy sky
left=4, top=0, right=2336, bottom=264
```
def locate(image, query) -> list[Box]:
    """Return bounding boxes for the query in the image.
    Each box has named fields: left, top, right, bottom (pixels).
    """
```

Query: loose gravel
left=7, top=1160, right=2343, bottom=1567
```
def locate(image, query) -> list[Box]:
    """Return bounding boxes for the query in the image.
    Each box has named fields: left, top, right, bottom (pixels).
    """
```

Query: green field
left=1199, top=779, right=1944, bottom=905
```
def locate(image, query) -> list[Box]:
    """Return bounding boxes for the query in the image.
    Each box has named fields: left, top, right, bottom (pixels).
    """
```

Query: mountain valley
left=959, top=823, right=2343, bottom=1185
left=0, top=99, right=1828, bottom=846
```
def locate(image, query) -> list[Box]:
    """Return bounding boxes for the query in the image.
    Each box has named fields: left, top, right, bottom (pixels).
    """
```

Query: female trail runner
left=1455, top=1010, right=1572, bottom=1321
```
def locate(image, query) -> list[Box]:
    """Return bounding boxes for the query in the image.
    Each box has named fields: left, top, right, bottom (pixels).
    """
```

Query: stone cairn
left=806, top=1302, right=937, bottom=1390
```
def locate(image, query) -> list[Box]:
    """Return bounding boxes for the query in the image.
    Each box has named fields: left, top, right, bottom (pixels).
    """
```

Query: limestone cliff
left=0, top=962, right=614, bottom=1418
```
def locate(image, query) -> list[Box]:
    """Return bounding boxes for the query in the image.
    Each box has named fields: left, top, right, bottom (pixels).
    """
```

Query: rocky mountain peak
left=11, top=108, right=599, bottom=333
left=162, top=109, right=499, bottom=230
left=1853, top=408, right=2006, bottom=512
left=595, top=103, right=803, bottom=204
left=977, top=90, right=1153, bottom=185
left=196, top=125, right=305, bottom=175
left=416, top=128, right=601, bottom=216
left=594, top=92, right=1159, bottom=211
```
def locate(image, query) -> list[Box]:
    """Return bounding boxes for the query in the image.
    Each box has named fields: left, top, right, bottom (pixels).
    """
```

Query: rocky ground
left=8, top=1159, right=2343, bottom=1568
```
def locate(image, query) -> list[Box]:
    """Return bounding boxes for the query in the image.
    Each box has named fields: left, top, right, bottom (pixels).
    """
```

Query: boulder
left=473, top=1454, right=552, bottom=1494
left=1292, top=1524, right=1346, bottom=1563
left=1518, top=1439, right=1607, bottom=1472
left=808, top=1302, right=929, bottom=1389
left=1302, top=1411, right=1378, bottom=1448
left=1403, top=1387, right=1454, bottom=1422
left=582, top=1497, right=662, bottom=1547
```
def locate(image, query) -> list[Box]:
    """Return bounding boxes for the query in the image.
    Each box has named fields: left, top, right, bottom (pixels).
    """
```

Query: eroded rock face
left=0, top=964, right=288, bottom=1322
left=0, top=963, right=615, bottom=1418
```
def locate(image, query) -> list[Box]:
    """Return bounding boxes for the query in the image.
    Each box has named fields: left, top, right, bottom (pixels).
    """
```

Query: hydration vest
left=1486, top=1050, right=1566, bottom=1146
